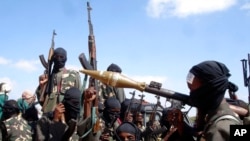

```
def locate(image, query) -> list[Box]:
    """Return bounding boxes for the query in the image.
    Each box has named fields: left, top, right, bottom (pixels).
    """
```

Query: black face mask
left=189, top=84, right=212, bottom=110
left=52, top=48, right=67, bottom=72
left=104, top=109, right=120, bottom=128
left=189, top=78, right=226, bottom=112
left=53, top=54, right=67, bottom=72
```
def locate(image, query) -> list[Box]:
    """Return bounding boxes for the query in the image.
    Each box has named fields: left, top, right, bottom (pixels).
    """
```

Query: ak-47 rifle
left=147, top=96, right=162, bottom=127
left=124, top=91, right=136, bottom=122
left=78, top=1, right=100, bottom=134
left=39, top=30, right=56, bottom=105
left=135, top=94, right=145, bottom=127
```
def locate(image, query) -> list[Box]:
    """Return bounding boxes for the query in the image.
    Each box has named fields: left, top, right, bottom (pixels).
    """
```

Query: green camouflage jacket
left=36, top=68, right=81, bottom=113
left=0, top=114, right=32, bottom=141
left=99, top=82, right=126, bottom=104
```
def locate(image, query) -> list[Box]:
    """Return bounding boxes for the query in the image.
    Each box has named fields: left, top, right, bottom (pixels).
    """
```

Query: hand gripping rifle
left=78, top=1, right=100, bottom=134
left=79, top=69, right=192, bottom=106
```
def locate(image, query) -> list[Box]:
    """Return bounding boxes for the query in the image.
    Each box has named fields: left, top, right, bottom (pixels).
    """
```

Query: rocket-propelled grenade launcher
left=79, top=69, right=192, bottom=106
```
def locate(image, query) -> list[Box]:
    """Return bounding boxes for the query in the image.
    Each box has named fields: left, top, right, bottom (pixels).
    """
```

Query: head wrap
left=103, top=97, right=121, bottom=127
left=107, top=63, right=122, bottom=73
left=3, top=99, right=20, bottom=120
left=115, top=122, right=141, bottom=141
left=62, top=87, right=81, bottom=121
left=189, top=60, right=231, bottom=83
left=188, top=60, right=230, bottom=111
left=104, top=97, right=121, bottom=109
left=4, top=99, right=19, bottom=110
left=52, top=47, right=67, bottom=72
left=63, top=87, right=81, bottom=113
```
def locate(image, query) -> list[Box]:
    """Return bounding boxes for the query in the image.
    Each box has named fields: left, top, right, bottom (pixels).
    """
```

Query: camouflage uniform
left=99, top=82, right=126, bottom=104
left=36, top=68, right=81, bottom=113
left=0, top=113, right=32, bottom=141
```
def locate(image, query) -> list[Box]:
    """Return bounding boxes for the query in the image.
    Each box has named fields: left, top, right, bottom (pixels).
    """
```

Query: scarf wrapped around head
left=115, top=122, right=141, bottom=141
left=62, top=87, right=81, bottom=120
left=188, top=60, right=231, bottom=111
left=107, top=63, right=122, bottom=73
left=103, top=97, right=121, bottom=127
left=52, top=47, right=67, bottom=72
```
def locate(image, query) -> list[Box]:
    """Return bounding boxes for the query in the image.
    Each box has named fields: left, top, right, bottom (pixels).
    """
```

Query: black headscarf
left=103, top=97, right=121, bottom=127
left=52, top=47, right=67, bottom=72
left=115, top=122, right=141, bottom=141
left=104, top=97, right=121, bottom=109
left=2, top=99, right=20, bottom=120
left=62, top=87, right=81, bottom=121
left=188, top=60, right=231, bottom=111
left=107, top=63, right=122, bottom=73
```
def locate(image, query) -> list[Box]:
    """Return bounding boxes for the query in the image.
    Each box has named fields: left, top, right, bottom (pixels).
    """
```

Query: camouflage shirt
left=1, top=114, right=32, bottom=141
left=99, top=82, right=126, bottom=104
left=37, top=68, right=81, bottom=113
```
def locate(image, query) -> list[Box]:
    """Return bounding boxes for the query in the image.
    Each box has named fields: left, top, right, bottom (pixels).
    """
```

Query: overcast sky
left=1, top=0, right=250, bottom=116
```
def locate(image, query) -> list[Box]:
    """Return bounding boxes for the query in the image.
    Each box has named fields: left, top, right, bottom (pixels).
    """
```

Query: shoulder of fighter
left=63, top=69, right=81, bottom=78
left=65, top=68, right=80, bottom=74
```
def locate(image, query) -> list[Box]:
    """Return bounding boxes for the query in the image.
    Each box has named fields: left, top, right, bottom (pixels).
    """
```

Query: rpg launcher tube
left=79, top=69, right=192, bottom=106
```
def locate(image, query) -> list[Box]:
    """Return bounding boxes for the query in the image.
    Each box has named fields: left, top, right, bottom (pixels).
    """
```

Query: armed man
left=36, top=47, right=81, bottom=114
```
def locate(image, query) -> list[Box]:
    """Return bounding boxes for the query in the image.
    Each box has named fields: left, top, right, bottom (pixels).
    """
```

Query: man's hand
left=84, top=87, right=97, bottom=102
left=39, top=74, right=48, bottom=88
left=100, top=132, right=110, bottom=141
left=53, top=103, right=65, bottom=122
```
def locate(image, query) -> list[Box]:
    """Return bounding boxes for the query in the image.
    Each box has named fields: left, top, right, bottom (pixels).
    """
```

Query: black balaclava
left=2, top=99, right=20, bottom=120
left=188, top=60, right=231, bottom=112
left=62, top=87, right=81, bottom=122
left=52, top=47, right=67, bottom=73
left=107, top=63, right=122, bottom=73
left=103, top=97, right=121, bottom=127
left=115, top=122, right=141, bottom=141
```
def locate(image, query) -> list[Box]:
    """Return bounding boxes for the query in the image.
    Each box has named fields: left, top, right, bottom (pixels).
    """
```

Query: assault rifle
left=39, top=30, right=56, bottom=104
left=124, top=91, right=136, bottom=122
left=78, top=1, right=100, bottom=134
left=147, top=96, right=163, bottom=127
left=135, top=93, right=145, bottom=127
